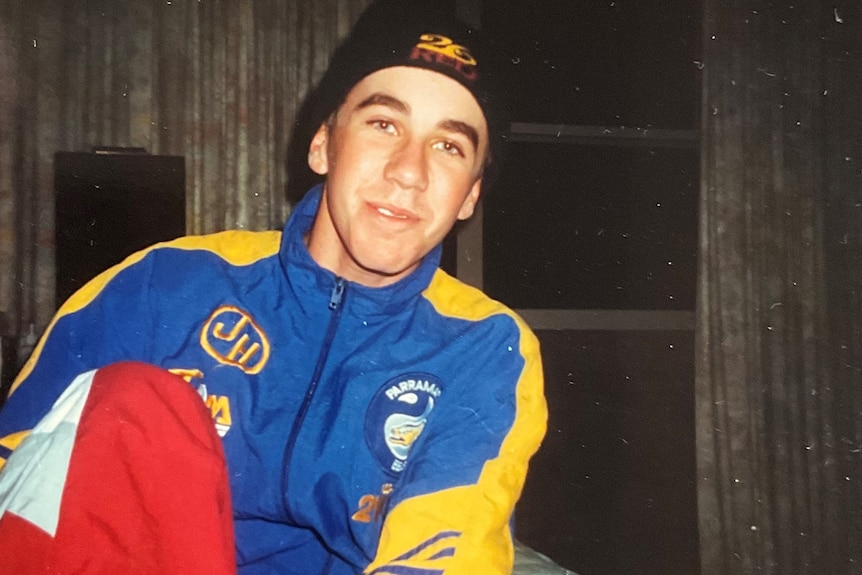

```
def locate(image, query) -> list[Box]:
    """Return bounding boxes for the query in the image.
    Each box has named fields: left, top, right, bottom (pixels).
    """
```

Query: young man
left=0, top=1, right=547, bottom=574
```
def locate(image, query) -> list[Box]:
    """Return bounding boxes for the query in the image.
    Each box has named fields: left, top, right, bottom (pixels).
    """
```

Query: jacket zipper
left=281, top=277, right=346, bottom=522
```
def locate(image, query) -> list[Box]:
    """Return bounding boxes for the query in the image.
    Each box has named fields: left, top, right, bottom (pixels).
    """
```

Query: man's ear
left=307, top=123, right=330, bottom=175
left=456, top=179, right=483, bottom=221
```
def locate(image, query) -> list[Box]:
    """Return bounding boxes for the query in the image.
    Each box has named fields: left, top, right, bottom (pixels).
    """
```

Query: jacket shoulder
left=56, top=230, right=282, bottom=318
left=146, top=230, right=282, bottom=266
left=423, top=269, right=534, bottom=337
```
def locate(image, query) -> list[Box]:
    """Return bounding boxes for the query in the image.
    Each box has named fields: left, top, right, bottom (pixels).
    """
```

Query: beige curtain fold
left=697, top=1, right=862, bottom=572
left=0, top=0, right=373, bottom=337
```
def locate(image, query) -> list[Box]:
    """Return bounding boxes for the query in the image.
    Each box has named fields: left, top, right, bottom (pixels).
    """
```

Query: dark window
left=516, top=330, right=699, bottom=575
left=484, top=144, right=698, bottom=310
left=483, top=0, right=701, bottom=129
left=469, top=2, right=703, bottom=574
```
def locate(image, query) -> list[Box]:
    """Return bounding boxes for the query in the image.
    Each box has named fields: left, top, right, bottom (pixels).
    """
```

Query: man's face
left=306, top=66, right=488, bottom=288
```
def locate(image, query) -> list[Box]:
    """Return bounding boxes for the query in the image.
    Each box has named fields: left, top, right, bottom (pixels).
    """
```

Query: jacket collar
left=279, top=184, right=442, bottom=316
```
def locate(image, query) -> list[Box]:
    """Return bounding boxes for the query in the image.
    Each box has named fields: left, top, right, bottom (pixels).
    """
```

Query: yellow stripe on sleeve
left=367, top=270, right=547, bottom=574
left=0, top=430, right=32, bottom=472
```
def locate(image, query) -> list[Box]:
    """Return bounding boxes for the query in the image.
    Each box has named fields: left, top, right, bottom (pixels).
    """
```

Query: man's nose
left=384, top=138, right=428, bottom=190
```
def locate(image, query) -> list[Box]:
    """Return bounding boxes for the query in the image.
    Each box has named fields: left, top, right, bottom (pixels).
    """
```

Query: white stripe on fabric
left=0, top=369, right=97, bottom=536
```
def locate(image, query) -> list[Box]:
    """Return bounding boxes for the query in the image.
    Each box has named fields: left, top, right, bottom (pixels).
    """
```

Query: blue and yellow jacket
left=0, top=185, right=547, bottom=575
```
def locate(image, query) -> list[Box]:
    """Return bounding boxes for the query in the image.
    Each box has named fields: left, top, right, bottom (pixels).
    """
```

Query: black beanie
left=306, top=0, right=509, bottom=186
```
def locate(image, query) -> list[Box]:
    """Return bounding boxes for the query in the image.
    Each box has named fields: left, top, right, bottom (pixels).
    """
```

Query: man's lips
left=369, top=202, right=419, bottom=222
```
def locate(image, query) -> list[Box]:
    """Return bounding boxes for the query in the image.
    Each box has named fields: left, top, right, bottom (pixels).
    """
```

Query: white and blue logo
left=365, top=373, right=444, bottom=475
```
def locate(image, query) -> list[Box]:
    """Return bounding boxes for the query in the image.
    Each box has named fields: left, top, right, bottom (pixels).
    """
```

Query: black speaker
left=54, top=151, right=186, bottom=307
left=0, top=313, right=16, bottom=404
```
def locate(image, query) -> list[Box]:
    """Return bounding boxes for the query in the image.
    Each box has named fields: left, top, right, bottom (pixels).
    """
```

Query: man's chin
left=351, top=257, right=421, bottom=287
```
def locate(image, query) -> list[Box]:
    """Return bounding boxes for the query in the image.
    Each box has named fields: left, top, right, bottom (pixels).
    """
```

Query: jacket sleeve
left=0, top=250, right=160, bottom=469
left=364, top=317, right=548, bottom=575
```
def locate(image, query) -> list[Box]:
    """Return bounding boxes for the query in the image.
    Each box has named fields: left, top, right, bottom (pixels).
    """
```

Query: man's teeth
left=378, top=207, right=407, bottom=219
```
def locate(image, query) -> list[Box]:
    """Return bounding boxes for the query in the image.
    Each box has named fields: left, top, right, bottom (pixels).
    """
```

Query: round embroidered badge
left=365, top=373, right=444, bottom=475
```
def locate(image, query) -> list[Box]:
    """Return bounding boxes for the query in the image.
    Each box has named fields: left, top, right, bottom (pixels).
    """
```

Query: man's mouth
left=371, top=202, right=417, bottom=221
left=377, top=206, right=408, bottom=219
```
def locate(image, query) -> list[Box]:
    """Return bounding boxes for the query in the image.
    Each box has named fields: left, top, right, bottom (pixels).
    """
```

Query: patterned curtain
left=696, top=1, right=862, bottom=573
left=0, top=0, right=372, bottom=337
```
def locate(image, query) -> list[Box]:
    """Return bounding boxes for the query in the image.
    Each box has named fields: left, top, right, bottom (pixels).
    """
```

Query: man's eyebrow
left=354, top=93, right=410, bottom=115
left=438, top=119, right=479, bottom=153
left=354, top=92, right=480, bottom=152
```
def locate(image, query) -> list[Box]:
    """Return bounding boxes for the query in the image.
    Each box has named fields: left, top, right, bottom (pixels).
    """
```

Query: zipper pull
left=329, top=278, right=345, bottom=310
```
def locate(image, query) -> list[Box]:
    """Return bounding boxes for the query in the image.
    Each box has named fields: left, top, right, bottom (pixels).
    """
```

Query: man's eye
left=432, top=141, right=464, bottom=157
left=371, top=120, right=397, bottom=134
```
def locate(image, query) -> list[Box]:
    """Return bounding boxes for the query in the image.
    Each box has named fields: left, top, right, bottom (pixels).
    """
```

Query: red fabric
left=0, top=361, right=237, bottom=575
